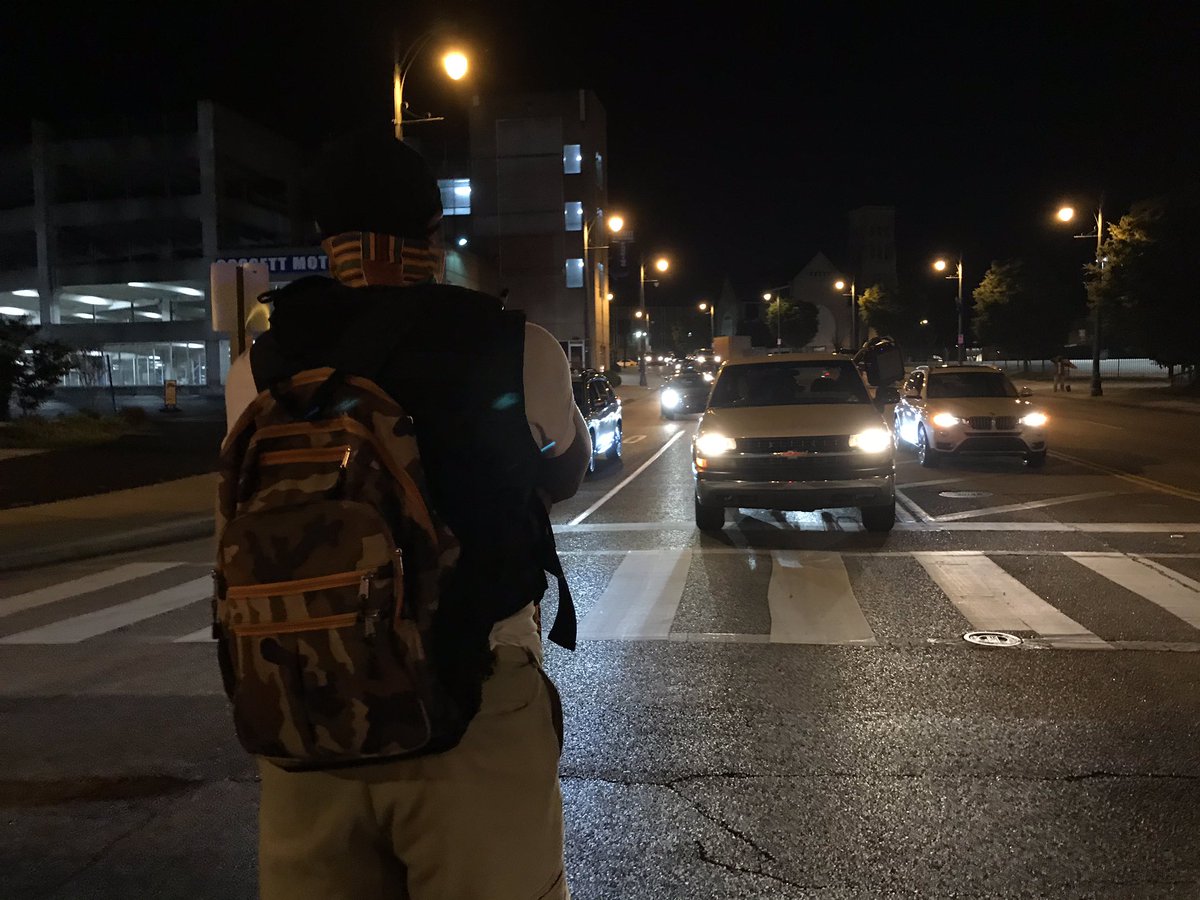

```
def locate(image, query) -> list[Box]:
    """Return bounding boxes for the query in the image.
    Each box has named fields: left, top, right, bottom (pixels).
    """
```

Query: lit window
left=565, top=258, right=584, bottom=288
left=564, top=202, right=583, bottom=232
left=563, top=145, right=582, bottom=175
left=437, top=178, right=471, bottom=216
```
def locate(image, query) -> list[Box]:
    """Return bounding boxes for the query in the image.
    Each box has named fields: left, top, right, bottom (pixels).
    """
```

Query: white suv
left=692, top=354, right=896, bottom=532
left=893, top=365, right=1048, bottom=468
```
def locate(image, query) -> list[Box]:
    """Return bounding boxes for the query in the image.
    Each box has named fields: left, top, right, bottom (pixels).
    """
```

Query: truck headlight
left=931, top=412, right=961, bottom=428
left=662, top=389, right=681, bottom=409
left=695, top=432, right=736, bottom=457
left=1020, top=411, right=1048, bottom=427
left=849, top=428, right=892, bottom=453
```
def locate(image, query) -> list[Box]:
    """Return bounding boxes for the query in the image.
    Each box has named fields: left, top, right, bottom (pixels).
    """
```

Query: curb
left=1041, top=393, right=1200, bottom=417
left=0, top=515, right=215, bottom=573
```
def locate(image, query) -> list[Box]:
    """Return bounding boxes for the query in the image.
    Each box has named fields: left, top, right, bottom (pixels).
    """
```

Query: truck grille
left=736, top=435, right=850, bottom=454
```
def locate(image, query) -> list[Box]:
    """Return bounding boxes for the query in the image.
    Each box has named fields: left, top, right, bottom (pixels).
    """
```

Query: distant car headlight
left=713, top=355, right=722, bottom=362
left=695, top=355, right=706, bottom=363
left=931, top=412, right=962, bottom=428
left=695, top=432, right=736, bottom=457
left=702, top=371, right=715, bottom=382
left=662, top=389, right=681, bottom=409
left=1020, top=411, right=1049, bottom=428
left=849, top=428, right=892, bottom=454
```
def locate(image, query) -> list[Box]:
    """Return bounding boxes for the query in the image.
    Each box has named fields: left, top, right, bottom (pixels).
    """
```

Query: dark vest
left=248, top=277, right=571, bottom=650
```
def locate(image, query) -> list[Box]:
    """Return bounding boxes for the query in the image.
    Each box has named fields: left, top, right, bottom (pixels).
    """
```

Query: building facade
left=466, top=90, right=611, bottom=370
left=847, top=205, right=898, bottom=291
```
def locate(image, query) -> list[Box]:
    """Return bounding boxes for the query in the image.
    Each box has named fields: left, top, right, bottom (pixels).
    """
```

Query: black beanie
left=307, top=128, right=443, bottom=239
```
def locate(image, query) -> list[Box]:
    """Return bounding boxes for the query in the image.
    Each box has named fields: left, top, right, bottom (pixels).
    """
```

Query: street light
left=581, top=210, right=624, bottom=370
left=833, top=278, right=858, bottom=349
left=698, top=301, right=715, bottom=343
left=393, top=31, right=469, bottom=140
left=932, top=256, right=965, bottom=364
left=638, top=255, right=671, bottom=386
left=761, top=287, right=789, bottom=347
left=1056, top=202, right=1105, bottom=396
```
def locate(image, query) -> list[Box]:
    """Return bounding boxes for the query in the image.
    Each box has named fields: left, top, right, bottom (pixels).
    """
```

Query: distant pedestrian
left=216, top=129, right=588, bottom=899
left=1053, top=355, right=1076, bottom=392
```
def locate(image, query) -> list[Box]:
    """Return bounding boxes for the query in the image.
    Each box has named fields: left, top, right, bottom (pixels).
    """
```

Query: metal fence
left=908, top=357, right=1172, bottom=380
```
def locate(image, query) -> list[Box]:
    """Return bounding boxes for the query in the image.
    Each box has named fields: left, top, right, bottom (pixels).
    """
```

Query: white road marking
left=622, top=434, right=647, bottom=445
left=898, top=477, right=967, bottom=489
left=568, top=429, right=689, bottom=525
left=894, top=503, right=917, bottom=524
left=934, top=491, right=1117, bottom=522
left=1050, top=450, right=1200, bottom=503
left=913, top=552, right=1110, bottom=649
left=895, top=489, right=935, bottom=522
left=175, top=627, right=216, bottom=643
left=577, top=549, right=692, bottom=640
left=767, top=551, right=876, bottom=644
left=1067, top=553, right=1200, bottom=630
left=0, top=562, right=183, bottom=618
left=0, top=577, right=212, bottom=644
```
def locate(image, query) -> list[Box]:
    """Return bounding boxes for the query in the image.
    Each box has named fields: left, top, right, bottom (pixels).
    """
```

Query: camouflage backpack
left=214, top=366, right=467, bottom=769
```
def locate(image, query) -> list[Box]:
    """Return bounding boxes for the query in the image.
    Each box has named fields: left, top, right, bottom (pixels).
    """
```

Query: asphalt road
left=2, top=380, right=1199, bottom=898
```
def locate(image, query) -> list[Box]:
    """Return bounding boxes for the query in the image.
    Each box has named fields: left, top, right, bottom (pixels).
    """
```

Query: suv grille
left=736, top=435, right=850, bottom=454
left=994, top=416, right=1019, bottom=431
left=965, top=415, right=1020, bottom=431
left=966, top=416, right=992, bottom=431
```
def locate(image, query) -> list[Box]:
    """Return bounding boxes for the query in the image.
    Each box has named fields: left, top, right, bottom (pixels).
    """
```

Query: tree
left=971, top=259, right=1079, bottom=371
left=765, top=298, right=819, bottom=349
left=0, top=318, right=76, bottom=420
left=1089, top=187, right=1200, bottom=382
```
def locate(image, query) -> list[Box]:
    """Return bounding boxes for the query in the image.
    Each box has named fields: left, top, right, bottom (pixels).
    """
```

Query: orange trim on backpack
left=226, top=568, right=376, bottom=600
left=230, top=612, right=359, bottom=637
left=258, top=446, right=353, bottom=467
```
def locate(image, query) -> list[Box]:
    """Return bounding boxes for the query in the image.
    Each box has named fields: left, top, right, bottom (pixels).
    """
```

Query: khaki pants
left=257, top=646, right=569, bottom=900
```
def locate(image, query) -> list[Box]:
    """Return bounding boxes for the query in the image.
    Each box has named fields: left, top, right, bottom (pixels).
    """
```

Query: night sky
left=5, top=2, right=1198, bottom=325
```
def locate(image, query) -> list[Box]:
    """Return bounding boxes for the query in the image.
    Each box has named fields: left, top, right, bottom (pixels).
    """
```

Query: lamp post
left=698, top=301, right=715, bottom=343
left=638, top=255, right=670, bottom=387
left=580, top=212, right=623, bottom=371
left=932, top=257, right=964, bottom=364
left=1056, top=204, right=1105, bottom=396
left=393, top=31, right=468, bottom=140
left=833, top=278, right=858, bottom=349
left=761, top=287, right=789, bottom=347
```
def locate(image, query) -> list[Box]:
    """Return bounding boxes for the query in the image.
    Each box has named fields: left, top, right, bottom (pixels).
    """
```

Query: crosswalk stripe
left=0, top=576, right=212, bottom=645
left=768, top=551, right=876, bottom=644
left=577, top=549, right=692, bottom=640
left=913, top=552, right=1110, bottom=649
left=1067, top=553, right=1200, bottom=629
left=175, top=627, right=216, bottom=643
left=0, top=562, right=182, bottom=618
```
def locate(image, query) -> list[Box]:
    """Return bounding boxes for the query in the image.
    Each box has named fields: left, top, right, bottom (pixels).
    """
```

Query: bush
left=0, top=414, right=131, bottom=449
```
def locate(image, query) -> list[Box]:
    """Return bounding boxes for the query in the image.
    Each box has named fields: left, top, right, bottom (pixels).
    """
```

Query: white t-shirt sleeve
left=522, top=322, right=580, bottom=458
left=224, top=353, right=259, bottom=435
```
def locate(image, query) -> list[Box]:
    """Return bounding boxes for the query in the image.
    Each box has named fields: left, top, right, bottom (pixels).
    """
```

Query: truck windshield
left=708, top=361, right=871, bottom=408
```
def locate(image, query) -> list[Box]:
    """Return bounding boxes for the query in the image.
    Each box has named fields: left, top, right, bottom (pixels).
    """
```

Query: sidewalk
left=1032, top=379, right=1200, bottom=415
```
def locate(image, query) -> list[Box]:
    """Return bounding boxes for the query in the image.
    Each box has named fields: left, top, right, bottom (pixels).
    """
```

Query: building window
left=564, top=202, right=583, bottom=232
left=563, top=145, right=582, bottom=175
left=565, top=258, right=584, bottom=288
left=438, top=178, right=471, bottom=216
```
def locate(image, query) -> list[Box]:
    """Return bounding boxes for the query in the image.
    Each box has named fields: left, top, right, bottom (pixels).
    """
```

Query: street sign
left=210, top=262, right=271, bottom=358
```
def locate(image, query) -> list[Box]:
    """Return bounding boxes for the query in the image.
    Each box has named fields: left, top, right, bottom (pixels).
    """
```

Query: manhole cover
left=963, top=631, right=1023, bottom=647
left=940, top=490, right=993, bottom=499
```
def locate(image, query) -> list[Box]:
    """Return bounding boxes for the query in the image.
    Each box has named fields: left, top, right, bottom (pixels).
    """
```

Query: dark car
left=660, top=368, right=714, bottom=419
left=571, top=370, right=623, bottom=474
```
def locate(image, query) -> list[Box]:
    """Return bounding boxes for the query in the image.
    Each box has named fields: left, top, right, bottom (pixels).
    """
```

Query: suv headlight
left=1020, top=411, right=1048, bottom=428
left=931, top=412, right=962, bottom=428
left=662, top=389, right=681, bottom=409
left=849, top=428, right=892, bottom=453
left=695, top=432, right=736, bottom=457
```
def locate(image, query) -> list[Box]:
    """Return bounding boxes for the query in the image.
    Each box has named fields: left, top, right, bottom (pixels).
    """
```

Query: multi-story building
left=847, top=205, right=898, bottom=291
left=0, top=92, right=608, bottom=395
left=466, top=90, right=611, bottom=370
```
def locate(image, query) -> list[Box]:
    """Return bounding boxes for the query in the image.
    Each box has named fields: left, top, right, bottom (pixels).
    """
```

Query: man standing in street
left=222, top=129, right=589, bottom=899
left=1053, top=355, right=1076, bottom=392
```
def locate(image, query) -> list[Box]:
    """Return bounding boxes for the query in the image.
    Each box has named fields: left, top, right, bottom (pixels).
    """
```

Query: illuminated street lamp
left=698, top=301, right=715, bottom=342
left=761, top=287, right=789, bottom=347
left=834, top=278, right=858, bottom=349
left=581, top=210, right=624, bottom=370
left=393, top=31, right=469, bottom=140
left=1056, top=202, right=1106, bottom=396
left=638, top=256, right=671, bottom=386
left=932, top=256, right=965, bottom=364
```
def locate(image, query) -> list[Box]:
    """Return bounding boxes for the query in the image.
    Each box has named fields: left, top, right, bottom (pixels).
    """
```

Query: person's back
left=220, top=130, right=588, bottom=900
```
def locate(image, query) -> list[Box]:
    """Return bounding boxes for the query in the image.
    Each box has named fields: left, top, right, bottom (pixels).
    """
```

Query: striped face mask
left=321, top=228, right=445, bottom=288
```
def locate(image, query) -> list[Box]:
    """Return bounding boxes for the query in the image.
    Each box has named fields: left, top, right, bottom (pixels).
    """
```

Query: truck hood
left=698, top=404, right=888, bottom=438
